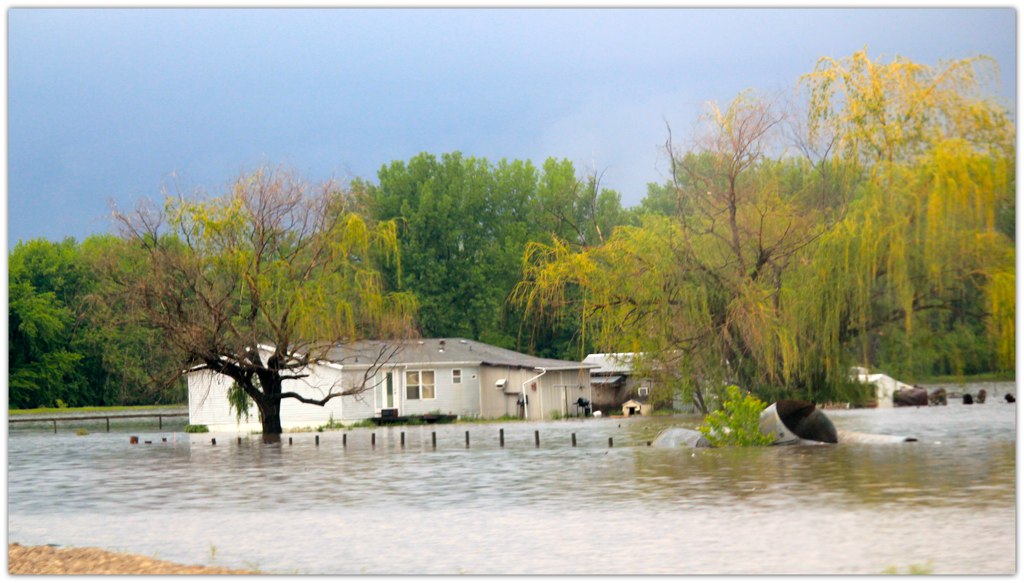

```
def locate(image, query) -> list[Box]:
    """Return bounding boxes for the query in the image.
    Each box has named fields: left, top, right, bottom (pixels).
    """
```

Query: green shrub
left=184, top=424, right=209, bottom=433
left=698, top=385, right=773, bottom=447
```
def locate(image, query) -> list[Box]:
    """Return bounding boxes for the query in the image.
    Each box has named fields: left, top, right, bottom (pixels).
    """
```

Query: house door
left=378, top=371, right=398, bottom=414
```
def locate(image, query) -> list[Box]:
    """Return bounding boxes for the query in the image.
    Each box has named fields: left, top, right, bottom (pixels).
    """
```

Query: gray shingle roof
left=324, top=338, right=593, bottom=371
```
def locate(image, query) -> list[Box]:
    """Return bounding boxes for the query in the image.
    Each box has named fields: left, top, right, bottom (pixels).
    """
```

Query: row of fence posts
left=203, top=429, right=614, bottom=449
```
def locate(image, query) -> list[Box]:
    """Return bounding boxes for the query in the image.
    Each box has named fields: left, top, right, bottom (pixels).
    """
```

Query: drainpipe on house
left=522, top=368, right=546, bottom=420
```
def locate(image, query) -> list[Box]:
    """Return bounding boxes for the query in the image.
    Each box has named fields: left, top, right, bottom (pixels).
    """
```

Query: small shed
left=621, top=398, right=653, bottom=417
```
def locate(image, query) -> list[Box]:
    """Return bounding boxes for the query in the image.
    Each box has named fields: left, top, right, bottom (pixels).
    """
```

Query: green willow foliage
left=227, top=381, right=254, bottom=424
left=115, top=168, right=418, bottom=435
left=516, top=50, right=1014, bottom=408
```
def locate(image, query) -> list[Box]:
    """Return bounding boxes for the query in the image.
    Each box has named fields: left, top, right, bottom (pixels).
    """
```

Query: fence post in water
left=371, top=433, right=376, bottom=448
left=211, top=438, right=217, bottom=446
left=572, top=433, right=577, bottom=447
left=315, top=434, right=320, bottom=447
left=499, top=428, right=504, bottom=448
left=465, top=431, right=470, bottom=448
left=343, top=433, right=347, bottom=448
left=289, top=437, right=293, bottom=446
left=159, top=415, right=163, bottom=429
left=608, top=437, right=613, bottom=448
left=106, top=418, right=110, bottom=433
left=237, top=437, right=242, bottom=445
left=535, top=430, right=540, bottom=448
left=401, top=432, right=405, bottom=448
left=53, top=420, right=57, bottom=434
left=432, top=431, right=437, bottom=449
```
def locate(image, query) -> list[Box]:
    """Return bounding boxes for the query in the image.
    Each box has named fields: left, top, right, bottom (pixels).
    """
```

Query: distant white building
left=851, top=367, right=913, bottom=408
left=188, top=338, right=595, bottom=431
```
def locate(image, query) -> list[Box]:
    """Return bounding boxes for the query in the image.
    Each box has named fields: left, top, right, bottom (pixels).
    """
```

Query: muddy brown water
left=7, top=384, right=1015, bottom=574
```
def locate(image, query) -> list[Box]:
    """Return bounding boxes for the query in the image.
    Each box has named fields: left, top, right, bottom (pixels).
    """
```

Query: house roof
left=324, top=338, right=594, bottom=371
left=582, top=353, right=639, bottom=374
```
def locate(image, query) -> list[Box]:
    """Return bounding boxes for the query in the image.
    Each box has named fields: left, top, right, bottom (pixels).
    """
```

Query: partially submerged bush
left=184, top=424, right=209, bottom=433
left=698, top=385, right=774, bottom=447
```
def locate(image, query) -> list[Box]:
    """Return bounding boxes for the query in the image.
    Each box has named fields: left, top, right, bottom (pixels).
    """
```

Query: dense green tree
left=366, top=152, right=628, bottom=358
left=75, top=235, right=186, bottom=405
left=8, top=236, right=186, bottom=409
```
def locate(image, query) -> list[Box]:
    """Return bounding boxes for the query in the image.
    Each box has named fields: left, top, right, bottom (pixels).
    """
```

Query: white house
left=851, top=367, right=913, bottom=408
left=187, top=338, right=595, bottom=431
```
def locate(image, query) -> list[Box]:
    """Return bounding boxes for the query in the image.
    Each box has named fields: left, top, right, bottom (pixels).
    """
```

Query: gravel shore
left=8, top=543, right=257, bottom=575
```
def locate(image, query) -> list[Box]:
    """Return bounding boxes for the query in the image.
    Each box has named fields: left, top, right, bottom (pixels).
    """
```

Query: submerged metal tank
left=651, top=400, right=916, bottom=448
left=760, top=400, right=917, bottom=445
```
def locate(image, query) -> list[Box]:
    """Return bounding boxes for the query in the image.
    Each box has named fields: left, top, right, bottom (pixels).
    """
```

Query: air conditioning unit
left=496, top=378, right=507, bottom=390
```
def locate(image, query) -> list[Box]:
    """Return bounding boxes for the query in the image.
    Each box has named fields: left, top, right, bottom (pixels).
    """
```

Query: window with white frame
left=452, top=369, right=462, bottom=384
left=405, top=370, right=436, bottom=400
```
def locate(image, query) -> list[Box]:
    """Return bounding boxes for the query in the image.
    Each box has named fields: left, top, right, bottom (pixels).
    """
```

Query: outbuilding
left=621, top=398, right=653, bottom=417
left=584, top=352, right=655, bottom=412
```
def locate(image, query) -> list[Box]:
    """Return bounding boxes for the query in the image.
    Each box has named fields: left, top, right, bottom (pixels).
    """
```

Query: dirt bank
left=8, top=543, right=257, bottom=575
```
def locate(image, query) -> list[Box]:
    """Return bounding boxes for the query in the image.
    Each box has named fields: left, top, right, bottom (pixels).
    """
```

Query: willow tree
left=114, top=168, right=417, bottom=435
left=515, top=50, right=1014, bottom=410
left=793, top=50, right=1015, bottom=383
left=514, top=92, right=849, bottom=411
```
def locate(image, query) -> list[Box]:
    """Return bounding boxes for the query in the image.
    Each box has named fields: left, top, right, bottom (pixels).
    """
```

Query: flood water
left=7, top=384, right=1016, bottom=574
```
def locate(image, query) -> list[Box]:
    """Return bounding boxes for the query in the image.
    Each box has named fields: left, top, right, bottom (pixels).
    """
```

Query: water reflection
left=7, top=397, right=1016, bottom=574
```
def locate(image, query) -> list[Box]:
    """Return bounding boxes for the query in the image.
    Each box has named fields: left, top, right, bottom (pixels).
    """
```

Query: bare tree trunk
left=253, top=373, right=284, bottom=435
left=261, top=408, right=283, bottom=435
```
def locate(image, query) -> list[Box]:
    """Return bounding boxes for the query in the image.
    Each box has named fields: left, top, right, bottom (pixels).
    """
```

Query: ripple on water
left=8, top=399, right=1016, bottom=574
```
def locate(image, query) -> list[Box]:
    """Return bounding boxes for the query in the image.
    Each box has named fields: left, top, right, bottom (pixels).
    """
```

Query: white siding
left=187, top=364, right=374, bottom=432
left=187, top=363, right=488, bottom=430
left=398, top=366, right=481, bottom=417
left=537, top=369, right=592, bottom=419
left=458, top=367, right=482, bottom=415
left=277, top=364, right=347, bottom=429
left=476, top=366, right=591, bottom=420
left=188, top=370, right=242, bottom=429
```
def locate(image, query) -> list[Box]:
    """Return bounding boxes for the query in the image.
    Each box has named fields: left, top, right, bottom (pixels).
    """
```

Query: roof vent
left=460, top=339, right=468, bottom=344
left=439, top=340, right=446, bottom=353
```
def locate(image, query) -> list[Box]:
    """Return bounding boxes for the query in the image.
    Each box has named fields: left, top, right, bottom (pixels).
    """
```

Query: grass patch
left=456, top=414, right=524, bottom=424
left=9, top=404, right=186, bottom=416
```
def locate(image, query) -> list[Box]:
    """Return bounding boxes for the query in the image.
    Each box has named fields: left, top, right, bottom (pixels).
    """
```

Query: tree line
left=9, top=50, right=1014, bottom=415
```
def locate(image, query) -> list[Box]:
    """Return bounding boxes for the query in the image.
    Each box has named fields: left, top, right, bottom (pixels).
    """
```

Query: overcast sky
left=7, top=7, right=1017, bottom=246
